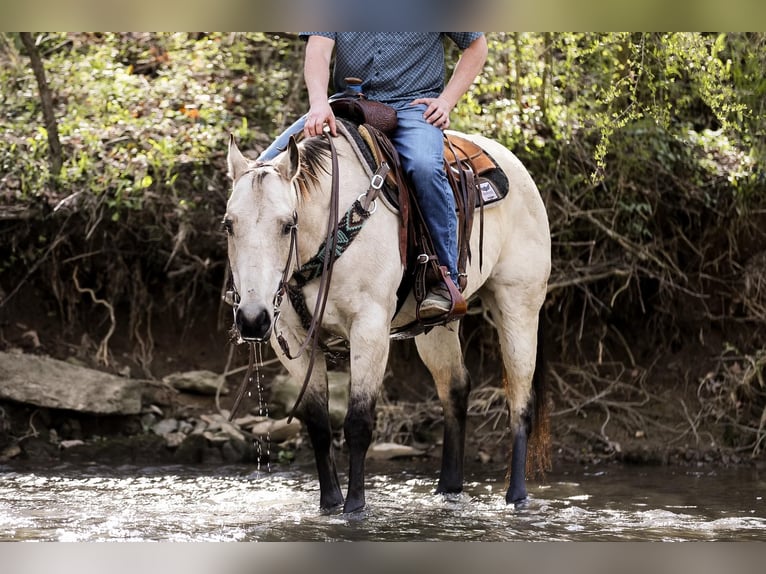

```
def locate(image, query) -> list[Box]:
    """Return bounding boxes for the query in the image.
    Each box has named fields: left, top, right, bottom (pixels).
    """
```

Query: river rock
left=367, top=442, right=426, bottom=460
left=0, top=350, right=144, bottom=415
left=246, top=416, right=302, bottom=443
left=199, top=413, right=245, bottom=442
left=203, top=431, right=231, bottom=444
left=151, top=418, right=179, bottom=436
left=162, top=370, right=227, bottom=396
left=0, top=444, right=21, bottom=462
left=164, top=432, right=186, bottom=448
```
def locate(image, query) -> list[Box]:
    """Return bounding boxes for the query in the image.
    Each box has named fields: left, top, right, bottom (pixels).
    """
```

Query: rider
left=260, top=33, right=488, bottom=320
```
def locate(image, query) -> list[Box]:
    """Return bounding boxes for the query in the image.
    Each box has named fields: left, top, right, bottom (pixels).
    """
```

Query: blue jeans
left=258, top=104, right=458, bottom=286
left=390, top=103, right=458, bottom=286
left=257, top=114, right=307, bottom=161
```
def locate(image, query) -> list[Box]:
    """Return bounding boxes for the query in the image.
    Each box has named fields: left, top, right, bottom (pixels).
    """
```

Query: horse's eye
left=281, top=221, right=294, bottom=236
left=222, top=218, right=234, bottom=236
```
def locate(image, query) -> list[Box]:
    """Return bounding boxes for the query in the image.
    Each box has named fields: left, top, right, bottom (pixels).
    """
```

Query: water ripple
left=0, top=462, right=764, bottom=541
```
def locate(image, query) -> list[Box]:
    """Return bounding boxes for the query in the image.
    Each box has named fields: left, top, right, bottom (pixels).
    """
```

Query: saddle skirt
left=442, top=134, right=509, bottom=206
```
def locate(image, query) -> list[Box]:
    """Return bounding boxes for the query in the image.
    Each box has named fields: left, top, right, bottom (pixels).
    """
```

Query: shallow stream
left=1, top=459, right=764, bottom=541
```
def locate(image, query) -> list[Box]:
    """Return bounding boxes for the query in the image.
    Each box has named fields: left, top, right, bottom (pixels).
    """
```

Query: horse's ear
left=227, top=134, right=249, bottom=181
left=276, top=135, right=301, bottom=182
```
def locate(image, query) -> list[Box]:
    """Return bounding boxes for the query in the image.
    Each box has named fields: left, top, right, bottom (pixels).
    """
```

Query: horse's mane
left=295, top=136, right=332, bottom=198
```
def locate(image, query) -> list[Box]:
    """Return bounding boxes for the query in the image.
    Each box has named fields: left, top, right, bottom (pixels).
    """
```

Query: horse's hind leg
left=415, top=327, right=470, bottom=494
left=482, top=288, right=544, bottom=506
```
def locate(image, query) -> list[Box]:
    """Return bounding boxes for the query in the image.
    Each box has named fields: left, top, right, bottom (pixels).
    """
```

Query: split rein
left=228, top=129, right=386, bottom=423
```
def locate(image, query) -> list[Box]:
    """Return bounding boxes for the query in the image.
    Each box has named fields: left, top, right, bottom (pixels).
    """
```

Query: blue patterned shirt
left=299, top=32, right=484, bottom=105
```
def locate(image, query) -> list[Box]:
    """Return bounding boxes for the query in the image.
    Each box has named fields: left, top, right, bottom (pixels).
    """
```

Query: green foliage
left=0, top=32, right=301, bottom=216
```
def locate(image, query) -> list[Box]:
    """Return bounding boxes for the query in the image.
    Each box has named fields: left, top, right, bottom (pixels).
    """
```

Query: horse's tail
left=527, top=309, right=551, bottom=477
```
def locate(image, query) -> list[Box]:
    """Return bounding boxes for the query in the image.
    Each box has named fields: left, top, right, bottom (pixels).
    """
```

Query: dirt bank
left=1, top=294, right=761, bottom=472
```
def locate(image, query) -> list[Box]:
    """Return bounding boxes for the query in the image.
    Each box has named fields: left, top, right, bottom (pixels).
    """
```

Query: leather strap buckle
left=370, top=173, right=385, bottom=190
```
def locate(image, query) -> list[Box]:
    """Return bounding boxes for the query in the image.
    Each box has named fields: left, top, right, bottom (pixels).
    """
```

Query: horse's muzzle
left=235, top=306, right=273, bottom=342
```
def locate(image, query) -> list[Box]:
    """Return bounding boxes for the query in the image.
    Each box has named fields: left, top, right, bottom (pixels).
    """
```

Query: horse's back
left=447, top=131, right=550, bottom=293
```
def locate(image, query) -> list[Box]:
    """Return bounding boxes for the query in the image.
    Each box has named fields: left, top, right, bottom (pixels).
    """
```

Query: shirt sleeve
left=446, top=32, right=484, bottom=50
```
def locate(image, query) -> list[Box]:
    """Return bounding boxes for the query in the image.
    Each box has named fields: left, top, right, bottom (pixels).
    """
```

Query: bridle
left=227, top=129, right=344, bottom=422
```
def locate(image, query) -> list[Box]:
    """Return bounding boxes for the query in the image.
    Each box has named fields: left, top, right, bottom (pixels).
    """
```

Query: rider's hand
left=410, top=96, right=454, bottom=130
left=304, top=102, right=337, bottom=137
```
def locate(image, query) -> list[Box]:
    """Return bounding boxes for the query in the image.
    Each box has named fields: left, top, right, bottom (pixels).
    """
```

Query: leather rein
left=228, top=129, right=386, bottom=422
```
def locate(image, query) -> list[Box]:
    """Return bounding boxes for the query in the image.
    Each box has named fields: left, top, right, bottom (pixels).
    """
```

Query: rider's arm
left=441, top=35, right=488, bottom=111
left=304, top=35, right=337, bottom=137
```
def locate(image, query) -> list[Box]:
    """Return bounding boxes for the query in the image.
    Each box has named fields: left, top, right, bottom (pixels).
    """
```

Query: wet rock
left=59, top=434, right=167, bottom=464
left=141, top=413, right=159, bottom=430
left=177, top=420, right=194, bottom=434
left=20, top=437, right=58, bottom=461
left=175, top=433, right=207, bottom=463
left=140, top=382, right=177, bottom=407
left=0, top=351, right=145, bottom=415
left=200, top=413, right=244, bottom=441
left=367, top=442, right=426, bottom=460
left=0, top=444, right=21, bottom=462
left=59, top=439, right=85, bottom=449
left=151, top=418, right=179, bottom=436
left=163, top=370, right=227, bottom=396
left=164, top=432, right=186, bottom=449
left=221, top=437, right=253, bottom=463
left=232, top=414, right=261, bottom=427
left=246, top=416, right=302, bottom=443
left=145, top=405, right=164, bottom=416
left=201, top=445, right=223, bottom=465
left=190, top=419, right=207, bottom=435
left=203, top=431, right=231, bottom=444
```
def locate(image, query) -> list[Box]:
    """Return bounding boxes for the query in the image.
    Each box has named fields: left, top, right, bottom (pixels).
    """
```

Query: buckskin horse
left=223, top=124, right=551, bottom=514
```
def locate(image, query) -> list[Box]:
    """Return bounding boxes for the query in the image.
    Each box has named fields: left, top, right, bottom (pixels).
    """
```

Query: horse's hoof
left=320, top=492, right=345, bottom=514
left=505, top=486, right=529, bottom=508
left=342, top=499, right=366, bottom=515
left=319, top=501, right=344, bottom=515
left=507, top=495, right=530, bottom=509
left=435, top=485, right=463, bottom=496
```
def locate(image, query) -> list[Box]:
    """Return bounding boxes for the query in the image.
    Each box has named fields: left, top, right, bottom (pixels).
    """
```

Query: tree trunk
left=19, top=32, right=63, bottom=180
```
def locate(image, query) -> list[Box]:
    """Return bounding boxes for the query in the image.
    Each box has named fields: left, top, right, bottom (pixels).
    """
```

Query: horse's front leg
left=296, top=380, right=345, bottom=511
left=273, top=329, right=343, bottom=511
left=343, top=321, right=391, bottom=514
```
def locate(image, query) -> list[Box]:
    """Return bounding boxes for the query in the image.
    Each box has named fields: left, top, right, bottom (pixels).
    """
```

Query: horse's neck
left=296, top=137, right=366, bottom=264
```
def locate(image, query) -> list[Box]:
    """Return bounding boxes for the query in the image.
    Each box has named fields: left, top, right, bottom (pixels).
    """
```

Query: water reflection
left=1, top=460, right=764, bottom=541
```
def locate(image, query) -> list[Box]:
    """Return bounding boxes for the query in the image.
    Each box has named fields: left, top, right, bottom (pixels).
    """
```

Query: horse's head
left=224, top=135, right=301, bottom=342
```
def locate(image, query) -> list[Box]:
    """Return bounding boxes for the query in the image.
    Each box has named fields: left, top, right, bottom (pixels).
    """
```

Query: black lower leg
left=505, top=412, right=532, bottom=505
left=343, top=402, right=375, bottom=513
left=436, top=377, right=470, bottom=494
left=301, top=400, right=343, bottom=510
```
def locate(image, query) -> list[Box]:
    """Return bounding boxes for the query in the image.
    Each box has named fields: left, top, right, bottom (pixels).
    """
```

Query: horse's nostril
left=236, top=306, right=272, bottom=341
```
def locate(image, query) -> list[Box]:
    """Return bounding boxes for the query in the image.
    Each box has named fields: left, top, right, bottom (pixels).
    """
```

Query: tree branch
left=19, top=32, right=63, bottom=180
